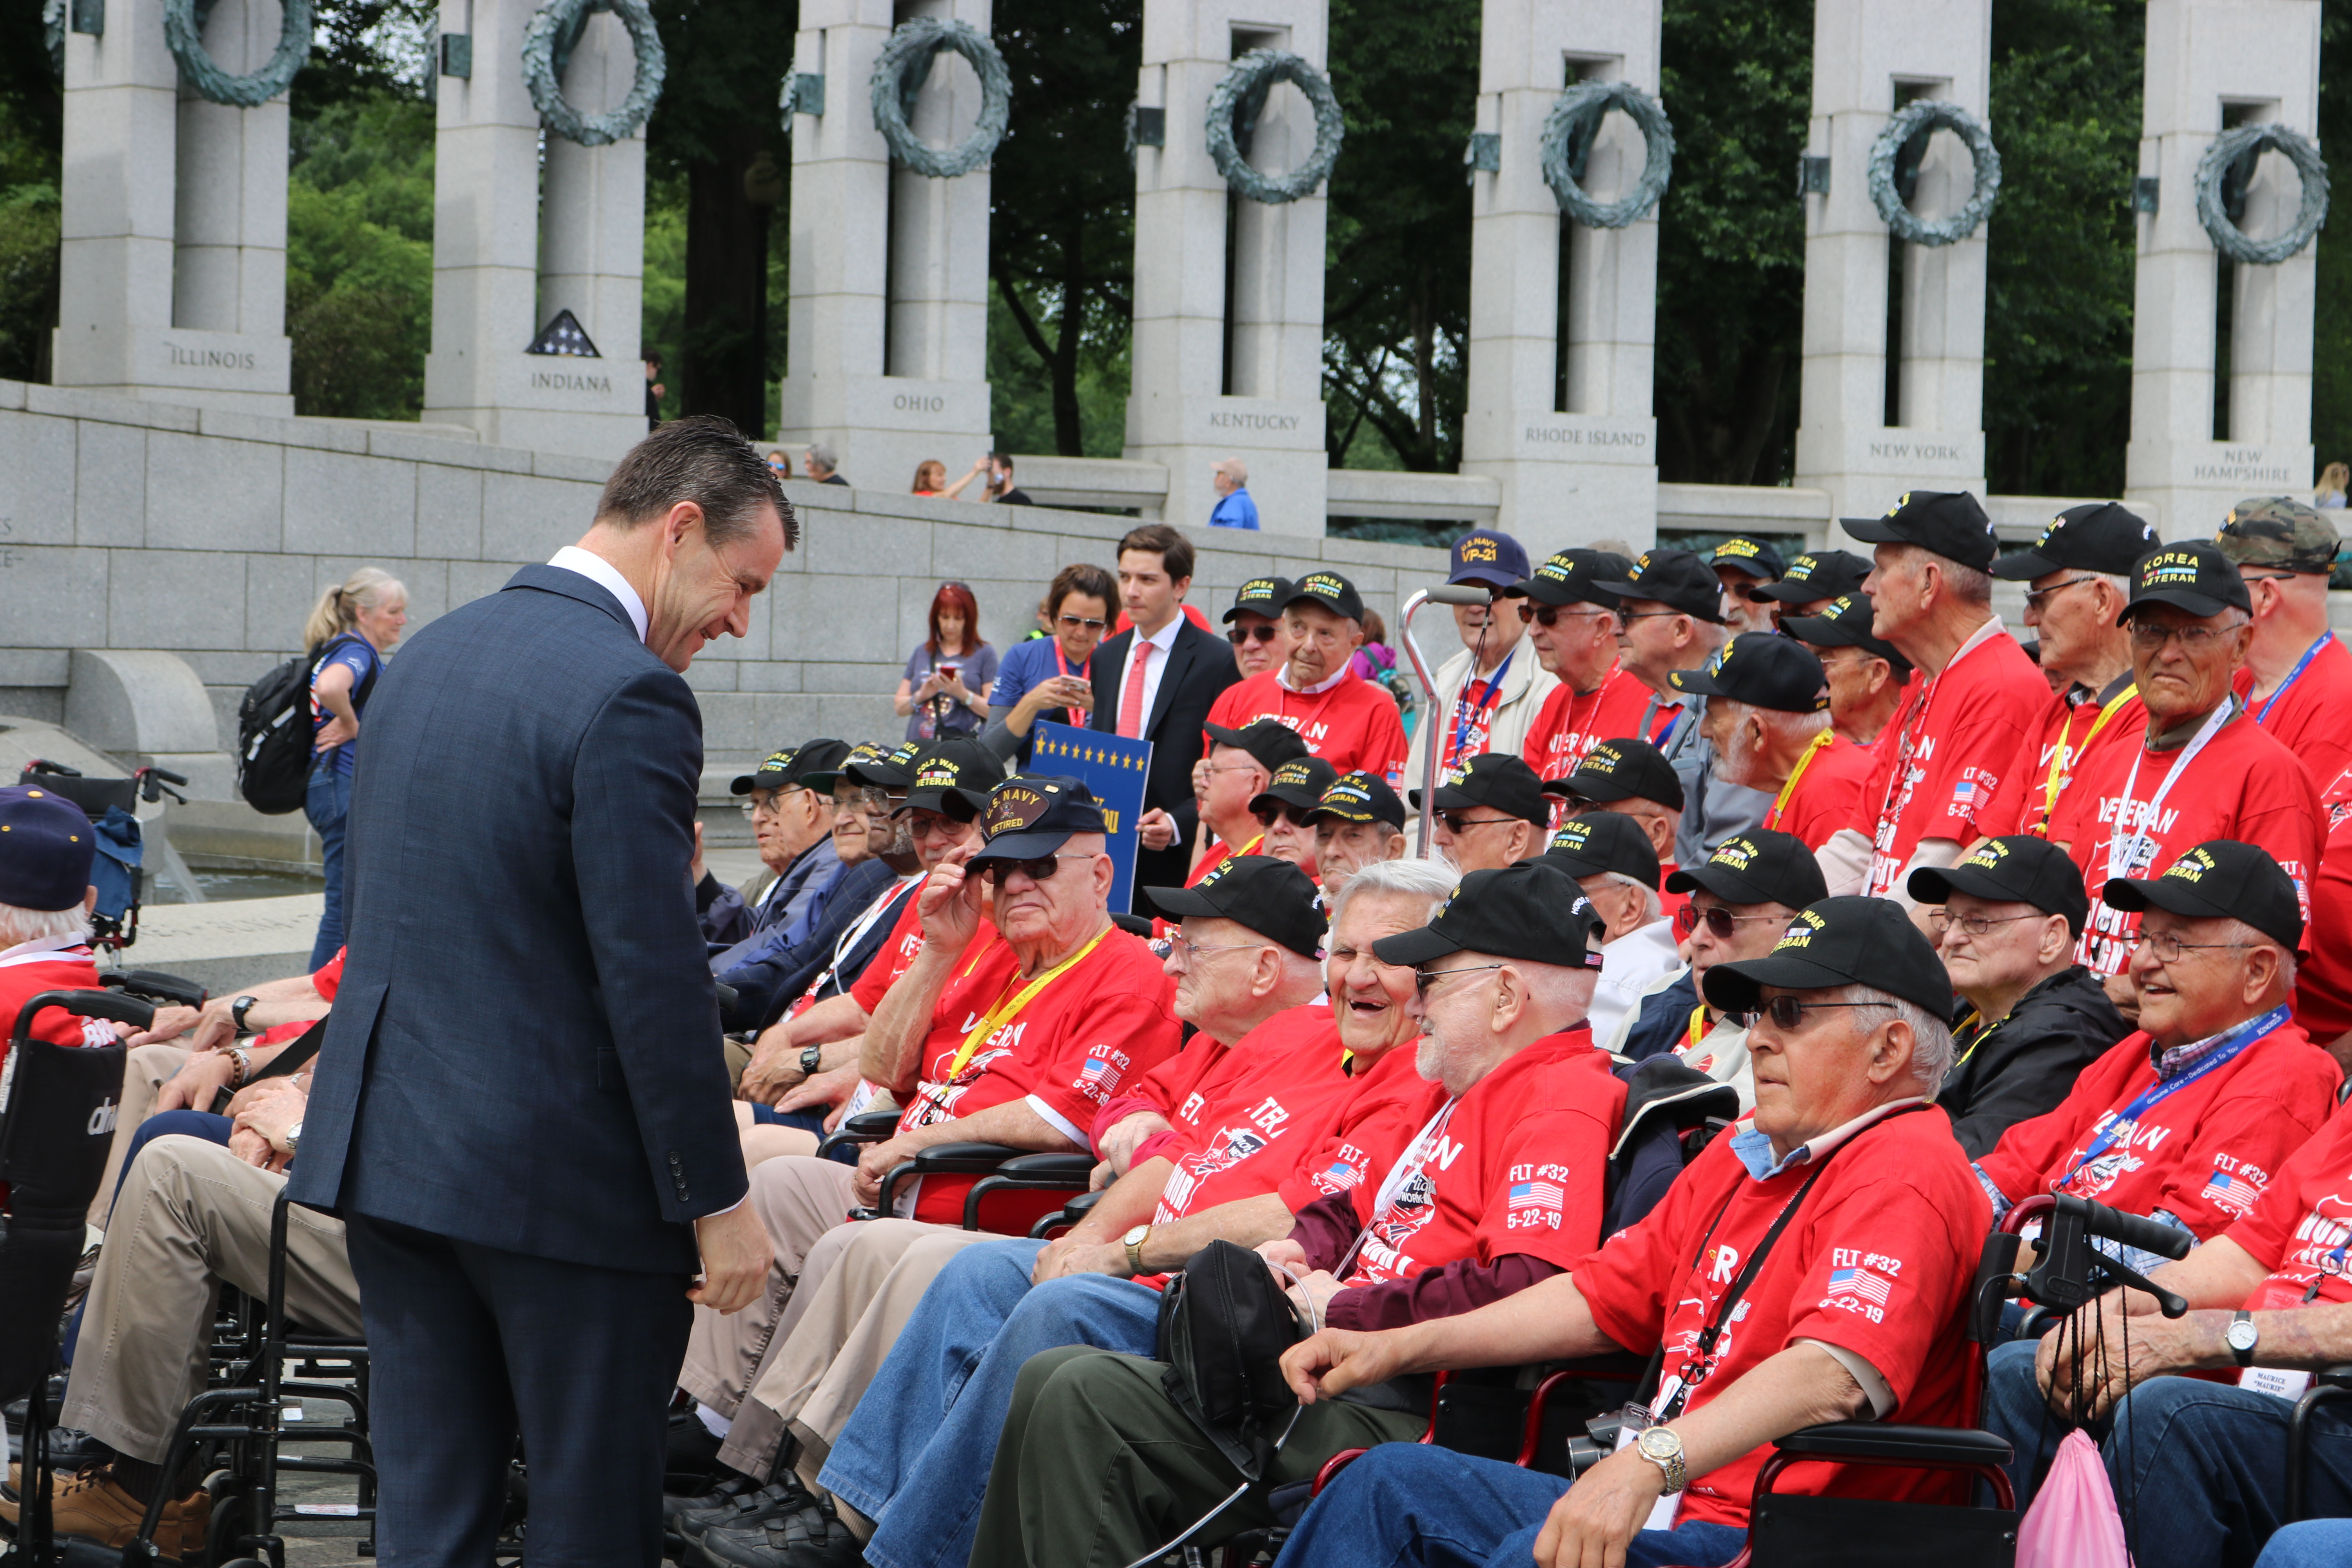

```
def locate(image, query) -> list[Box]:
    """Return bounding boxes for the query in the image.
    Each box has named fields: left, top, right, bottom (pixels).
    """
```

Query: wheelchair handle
left=2059, top=1193, right=2194, bottom=1263
left=11, top=987, right=156, bottom=1047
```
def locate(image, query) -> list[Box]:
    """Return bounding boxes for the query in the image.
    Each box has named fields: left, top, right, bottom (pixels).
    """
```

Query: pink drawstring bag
left=2016, top=1428, right=2132, bottom=1568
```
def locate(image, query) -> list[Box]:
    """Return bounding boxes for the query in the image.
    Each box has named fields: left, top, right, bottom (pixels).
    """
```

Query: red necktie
left=1119, top=641, right=1154, bottom=738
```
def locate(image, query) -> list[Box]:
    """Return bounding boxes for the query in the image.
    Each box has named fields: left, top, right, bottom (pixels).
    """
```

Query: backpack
left=235, top=637, right=375, bottom=814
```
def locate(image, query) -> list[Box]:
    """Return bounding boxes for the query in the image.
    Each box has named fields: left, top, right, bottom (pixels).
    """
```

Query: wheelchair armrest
left=1061, top=1189, right=1106, bottom=1218
left=989, top=1152, right=1098, bottom=1181
left=906, top=1142, right=1027, bottom=1174
left=840, top=1110, right=903, bottom=1140
left=1771, top=1422, right=2012, bottom=1467
left=2314, top=1364, right=2352, bottom=1390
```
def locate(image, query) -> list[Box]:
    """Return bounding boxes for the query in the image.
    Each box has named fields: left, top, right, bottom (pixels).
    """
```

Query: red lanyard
left=1051, top=642, right=1089, bottom=726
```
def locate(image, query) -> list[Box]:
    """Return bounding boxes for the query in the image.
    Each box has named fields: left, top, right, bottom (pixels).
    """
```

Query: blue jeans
left=305, top=763, right=352, bottom=969
left=1272, top=1443, right=1747, bottom=1568
left=1983, top=1338, right=2352, bottom=1568
left=817, top=1239, right=1164, bottom=1568
left=2259, top=1520, right=2352, bottom=1566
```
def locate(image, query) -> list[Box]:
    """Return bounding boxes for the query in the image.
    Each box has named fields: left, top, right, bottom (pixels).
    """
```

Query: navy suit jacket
left=289, top=564, right=746, bottom=1275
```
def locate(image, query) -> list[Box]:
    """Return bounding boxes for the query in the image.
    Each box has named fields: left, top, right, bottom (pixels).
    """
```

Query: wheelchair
left=816, top=1111, right=1097, bottom=1234
left=16, top=761, right=189, bottom=958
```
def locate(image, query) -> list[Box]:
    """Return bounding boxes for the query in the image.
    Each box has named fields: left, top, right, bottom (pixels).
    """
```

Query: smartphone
left=937, top=663, right=960, bottom=682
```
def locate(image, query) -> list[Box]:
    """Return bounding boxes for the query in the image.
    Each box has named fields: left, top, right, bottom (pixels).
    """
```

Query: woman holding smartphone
left=895, top=580, right=997, bottom=739
left=985, top=563, right=1115, bottom=761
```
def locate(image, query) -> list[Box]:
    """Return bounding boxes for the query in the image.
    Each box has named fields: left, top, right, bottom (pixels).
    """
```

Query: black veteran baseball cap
left=971, top=775, right=1111, bottom=865
left=1665, top=829, right=1827, bottom=910
left=2103, top=839, right=2305, bottom=954
left=2120, top=540, right=2252, bottom=623
left=800, top=741, right=886, bottom=795
left=1991, top=502, right=2160, bottom=581
left=899, top=737, right=1002, bottom=820
left=1750, top=549, right=1872, bottom=605
left=1709, top=536, right=1787, bottom=582
left=1536, top=811, right=1662, bottom=889
left=1308, top=769, right=1406, bottom=829
left=1782, top=593, right=1914, bottom=677
left=1842, top=490, right=1999, bottom=572
left=1450, top=529, right=1531, bottom=591
left=1413, top=750, right=1551, bottom=826
left=1225, top=575, right=1295, bottom=623
left=1597, top=548, right=1724, bottom=622
left=1515, top=548, right=1629, bottom=610
left=1667, top=632, right=1831, bottom=715
left=1546, top=737, right=1686, bottom=811
left=1252, top=756, right=1341, bottom=816
left=1702, top=896, right=1954, bottom=1022
left=1372, top=862, right=1607, bottom=973
left=732, top=737, right=851, bottom=795
left=1203, top=717, right=1312, bottom=773
left=846, top=739, right=927, bottom=791
left=1285, top=570, right=1367, bottom=623
left=2216, top=496, right=2344, bottom=575
left=1144, top=854, right=1326, bottom=960
left=1909, top=834, right=2090, bottom=937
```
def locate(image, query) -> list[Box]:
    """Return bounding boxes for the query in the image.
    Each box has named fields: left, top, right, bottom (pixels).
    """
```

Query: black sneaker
left=694, top=1494, right=862, bottom=1568
left=676, top=1478, right=812, bottom=1543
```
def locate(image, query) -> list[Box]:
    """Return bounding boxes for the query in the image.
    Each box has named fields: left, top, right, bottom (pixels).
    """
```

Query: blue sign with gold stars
left=1032, top=719, right=1153, bottom=914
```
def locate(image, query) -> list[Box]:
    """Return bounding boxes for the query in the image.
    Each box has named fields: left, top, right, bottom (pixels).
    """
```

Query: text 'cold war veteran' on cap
left=1907, top=833, right=2090, bottom=937
left=1841, top=490, right=1999, bottom=572
left=2102, top=838, right=2305, bottom=955
left=1143, top=853, right=1325, bottom=959
left=1371, top=862, right=1606, bottom=972
left=1665, top=829, right=1828, bottom=911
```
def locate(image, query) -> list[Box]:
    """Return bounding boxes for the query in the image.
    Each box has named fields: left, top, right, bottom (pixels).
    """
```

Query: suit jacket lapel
left=1091, top=630, right=1136, bottom=732
left=1144, top=622, right=1199, bottom=738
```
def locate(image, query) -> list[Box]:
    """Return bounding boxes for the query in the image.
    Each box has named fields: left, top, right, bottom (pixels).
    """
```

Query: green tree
left=2310, top=6, right=2352, bottom=480
left=0, top=0, right=62, bottom=385
left=285, top=93, right=434, bottom=419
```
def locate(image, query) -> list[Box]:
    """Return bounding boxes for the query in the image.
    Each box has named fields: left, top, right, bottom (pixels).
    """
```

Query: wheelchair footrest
left=1772, top=1422, right=2012, bottom=1466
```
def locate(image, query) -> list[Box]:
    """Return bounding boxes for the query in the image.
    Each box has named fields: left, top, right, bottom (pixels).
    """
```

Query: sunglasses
left=1058, top=614, right=1108, bottom=632
left=1254, top=802, right=1313, bottom=829
left=1742, top=996, right=1892, bottom=1031
left=979, top=852, right=1097, bottom=886
left=1672, top=904, right=1788, bottom=940
left=1228, top=624, right=1282, bottom=645
left=1414, top=962, right=1505, bottom=995
left=1437, top=812, right=1517, bottom=835
left=1516, top=603, right=1610, bottom=627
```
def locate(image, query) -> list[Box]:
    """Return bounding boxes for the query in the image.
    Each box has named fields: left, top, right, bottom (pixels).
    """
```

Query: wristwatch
left=2227, top=1308, right=2260, bottom=1368
left=230, top=995, right=260, bottom=1036
left=799, top=1045, right=825, bottom=1078
left=1122, top=1224, right=1151, bottom=1274
left=1634, top=1425, right=1688, bottom=1493
left=283, top=1120, right=303, bottom=1157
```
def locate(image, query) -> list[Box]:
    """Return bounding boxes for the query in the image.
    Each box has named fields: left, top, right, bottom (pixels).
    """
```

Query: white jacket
left=1401, top=640, right=1559, bottom=848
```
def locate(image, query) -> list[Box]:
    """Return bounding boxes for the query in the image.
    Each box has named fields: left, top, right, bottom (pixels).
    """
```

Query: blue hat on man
left=0, top=786, right=98, bottom=912
left=1449, top=529, right=1531, bottom=592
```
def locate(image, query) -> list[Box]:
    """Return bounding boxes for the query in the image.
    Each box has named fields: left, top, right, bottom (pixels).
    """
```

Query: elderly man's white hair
left=1214, top=457, right=1250, bottom=486
left=1327, top=855, right=1458, bottom=928
left=1599, top=870, right=1663, bottom=925
left=1726, top=701, right=1830, bottom=749
left=1823, top=981, right=1956, bottom=1095
left=0, top=900, right=92, bottom=949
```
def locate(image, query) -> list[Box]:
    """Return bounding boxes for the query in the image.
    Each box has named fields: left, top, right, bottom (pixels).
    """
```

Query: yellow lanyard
left=1764, top=730, right=1835, bottom=830
left=2032, top=684, right=2136, bottom=835
left=1686, top=1004, right=1710, bottom=1051
left=943, top=924, right=1113, bottom=1080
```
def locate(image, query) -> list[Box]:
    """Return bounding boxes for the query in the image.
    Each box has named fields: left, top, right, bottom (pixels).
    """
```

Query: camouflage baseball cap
left=2216, top=496, right=2343, bottom=575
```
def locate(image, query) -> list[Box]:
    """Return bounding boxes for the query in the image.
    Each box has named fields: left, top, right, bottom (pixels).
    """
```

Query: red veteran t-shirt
left=2223, top=1105, right=2352, bottom=1308
left=2294, top=764, right=2352, bottom=1043
left=0, top=941, right=113, bottom=1077
left=1862, top=626, right=2047, bottom=896
left=1570, top=1106, right=1988, bottom=1528
left=1987, top=684, right=2146, bottom=840
left=1153, top=1009, right=1351, bottom=1222
left=1521, top=665, right=1653, bottom=784
left=1276, top=1043, right=1447, bottom=1212
left=2236, top=633, right=2352, bottom=795
left=1762, top=733, right=1878, bottom=851
left=851, top=890, right=996, bottom=1016
left=2050, top=712, right=2321, bottom=977
left=1206, top=670, right=1410, bottom=786
left=1973, top=1020, right=2340, bottom=1238
left=897, top=928, right=1181, bottom=1223
left=1095, top=1033, right=1233, bottom=1151
left=1341, top=1030, right=1622, bottom=1286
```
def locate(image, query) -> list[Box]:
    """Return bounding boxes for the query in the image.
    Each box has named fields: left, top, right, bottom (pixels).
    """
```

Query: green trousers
left=967, top=1345, right=1424, bottom=1568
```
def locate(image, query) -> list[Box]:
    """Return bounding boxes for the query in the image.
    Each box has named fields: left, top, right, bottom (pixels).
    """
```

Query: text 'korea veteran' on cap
left=1371, top=862, right=1606, bottom=972
left=2118, top=541, right=2252, bottom=622
left=1308, top=769, right=1406, bottom=829
left=1284, top=571, right=1366, bottom=623
left=1701, top=896, right=1953, bottom=1022
left=1143, top=854, right=1325, bottom=959
left=732, top=737, right=851, bottom=795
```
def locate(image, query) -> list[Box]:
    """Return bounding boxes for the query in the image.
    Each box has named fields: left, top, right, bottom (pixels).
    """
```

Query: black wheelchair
left=17, top=762, right=187, bottom=958
left=817, top=1110, right=1099, bottom=1234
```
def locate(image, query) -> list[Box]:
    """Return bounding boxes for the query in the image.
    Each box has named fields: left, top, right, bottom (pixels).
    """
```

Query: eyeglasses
left=1437, top=812, right=1518, bottom=835
left=1743, top=996, right=1894, bottom=1032
left=836, top=785, right=891, bottom=816
left=1619, top=610, right=1682, bottom=622
left=1205, top=762, right=1266, bottom=777
left=2127, top=619, right=2247, bottom=652
left=2023, top=575, right=2102, bottom=609
left=1673, top=904, right=1789, bottom=941
left=2238, top=572, right=2300, bottom=586
left=2135, top=932, right=2259, bottom=963
left=1414, top=963, right=1505, bottom=996
left=1228, top=624, right=1282, bottom=645
left=1255, top=803, right=1313, bottom=829
left=1928, top=910, right=2040, bottom=939
left=980, top=852, right=1098, bottom=886
left=740, top=787, right=806, bottom=818
left=1517, top=603, right=1611, bottom=628
left=900, top=813, right=967, bottom=841
left=1058, top=614, right=1108, bottom=632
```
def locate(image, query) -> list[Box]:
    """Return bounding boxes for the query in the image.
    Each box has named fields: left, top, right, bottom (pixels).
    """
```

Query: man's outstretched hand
left=688, top=1202, right=772, bottom=1313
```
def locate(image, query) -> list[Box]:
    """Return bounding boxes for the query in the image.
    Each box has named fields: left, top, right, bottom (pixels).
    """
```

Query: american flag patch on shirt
left=1951, top=778, right=1978, bottom=807
left=1827, top=1267, right=1892, bottom=1307
left=2201, top=1169, right=2258, bottom=1217
left=1508, top=1180, right=1564, bottom=1213
left=1079, top=1056, right=1122, bottom=1093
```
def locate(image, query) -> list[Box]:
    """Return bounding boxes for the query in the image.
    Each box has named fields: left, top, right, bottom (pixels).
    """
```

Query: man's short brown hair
left=595, top=414, right=797, bottom=551
left=1118, top=523, right=1194, bottom=584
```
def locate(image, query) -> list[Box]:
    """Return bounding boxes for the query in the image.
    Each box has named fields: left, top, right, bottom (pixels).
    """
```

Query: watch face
left=2227, top=1320, right=2259, bottom=1350
left=1122, top=1225, right=1150, bottom=1245
left=1639, top=1426, right=1680, bottom=1459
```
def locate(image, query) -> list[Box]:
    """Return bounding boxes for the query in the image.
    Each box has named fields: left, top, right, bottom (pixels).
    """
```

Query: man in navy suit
left=290, top=417, right=790, bottom=1568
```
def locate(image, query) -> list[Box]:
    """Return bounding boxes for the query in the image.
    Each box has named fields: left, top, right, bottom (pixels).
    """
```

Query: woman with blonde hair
left=303, top=568, right=408, bottom=966
left=2316, top=461, right=2349, bottom=510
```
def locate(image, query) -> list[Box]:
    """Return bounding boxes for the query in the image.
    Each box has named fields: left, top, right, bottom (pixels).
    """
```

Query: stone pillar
left=54, top=0, right=294, bottom=414
left=2123, top=0, right=2321, bottom=534
left=1791, top=0, right=1991, bottom=521
left=1124, top=0, right=1330, bottom=536
left=422, top=0, right=648, bottom=460
left=1458, top=1, right=1661, bottom=563
left=777, top=0, right=995, bottom=495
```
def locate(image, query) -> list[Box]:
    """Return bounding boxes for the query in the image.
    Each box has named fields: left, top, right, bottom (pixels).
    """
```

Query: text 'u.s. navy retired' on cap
left=0, top=786, right=98, bottom=913
left=2216, top=495, right=2345, bottom=576
left=1666, top=632, right=1831, bottom=715
left=2102, top=838, right=2305, bottom=955
left=1449, top=529, right=1532, bottom=591
left=1664, top=828, right=1828, bottom=911
left=1413, top=750, right=1552, bottom=826
left=971, top=775, right=1110, bottom=865
left=1595, top=548, right=1724, bottom=623
left=846, top=739, right=927, bottom=791
left=1515, top=548, right=1631, bottom=610
left=1546, top=737, right=1685, bottom=810
left=1990, top=501, right=2160, bottom=581
left=1781, top=593, right=1915, bottom=677
left=1840, top=489, right=1999, bottom=572
left=801, top=741, right=887, bottom=795
left=1284, top=571, right=1366, bottom=623
left=1537, top=810, right=1662, bottom=889
left=1143, top=854, right=1327, bottom=959
left=2118, top=540, right=2252, bottom=623
left=1203, top=717, right=1313, bottom=773
left=1370, top=862, right=1607, bottom=972
left=732, top=737, right=851, bottom=796
left=1749, top=549, right=1872, bottom=605
left=1701, top=896, right=1954, bottom=1022
left=1225, top=576, right=1296, bottom=623
left=1252, top=756, right=1341, bottom=815
left=1907, top=833, right=2090, bottom=937
left=1709, top=536, right=1787, bottom=582
left=899, top=737, right=1003, bottom=821
left=1308, top=769, right=1406, bottom=829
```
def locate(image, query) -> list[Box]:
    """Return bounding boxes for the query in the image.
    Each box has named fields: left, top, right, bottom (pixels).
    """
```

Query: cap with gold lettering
left=2118, top=540, right=2252, bottom=623
left=730, top=738, right=851, bottom=796
left=1702, top=896, right=1952, bottom=1022
left=1841, top=489, right=1998, bottom=572
left=1307, top=769, right=1406, bottom=830
left=1251, top=756, right=1341, bottom=817
left=1224, top=576, right=1296, bottom=624
left=2104, top=839, right=2304, bottom=955
left=1284, top=571, right=1367, bottom=623
left=969, top=775, right=1111, bottom=866
left=1664, top=829, right=1827, bottom=910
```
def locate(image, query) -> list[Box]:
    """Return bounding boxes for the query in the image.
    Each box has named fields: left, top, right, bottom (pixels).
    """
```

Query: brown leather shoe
left=0, top=1464, right=187, bottom=1560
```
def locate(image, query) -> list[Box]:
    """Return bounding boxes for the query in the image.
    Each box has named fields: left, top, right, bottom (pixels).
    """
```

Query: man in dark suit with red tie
left=1088, top=524, right=1240, bottom=891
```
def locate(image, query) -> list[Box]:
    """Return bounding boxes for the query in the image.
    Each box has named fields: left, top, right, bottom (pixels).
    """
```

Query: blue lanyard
left=2257, top=635, right=2333, bottom=724
left=1446, top=647, right=1514, bottom=769
left=2056, top=1007, right=2290, bottom=1189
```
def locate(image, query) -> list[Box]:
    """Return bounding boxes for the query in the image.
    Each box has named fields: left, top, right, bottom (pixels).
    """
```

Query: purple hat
left=0, top=786, right=98, bottom=913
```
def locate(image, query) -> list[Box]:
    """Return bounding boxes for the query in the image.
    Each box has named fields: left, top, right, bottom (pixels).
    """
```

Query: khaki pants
left=64, top=1136, right=363, bottom=1463
left=89, top=1043, right=191, bottom=1228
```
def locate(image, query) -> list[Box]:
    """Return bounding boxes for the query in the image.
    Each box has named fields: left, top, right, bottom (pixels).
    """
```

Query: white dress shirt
left=549, top=546, right=649, bottom=643
left=1114, top=615, right=1185, bottom=735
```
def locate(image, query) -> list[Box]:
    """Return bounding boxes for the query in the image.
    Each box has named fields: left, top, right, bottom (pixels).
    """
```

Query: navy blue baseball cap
left=971, top=775, right=1111, bottom=865
left=1450, top=530, right=1532, bottom=592
left=0, top=785, right=97, bottom=912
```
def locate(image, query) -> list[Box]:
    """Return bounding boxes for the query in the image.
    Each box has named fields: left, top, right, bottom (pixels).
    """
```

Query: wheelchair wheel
left=202, top=1479, right=254, bottom=1568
